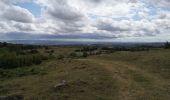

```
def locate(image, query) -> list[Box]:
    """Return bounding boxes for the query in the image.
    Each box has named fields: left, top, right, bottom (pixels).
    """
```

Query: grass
left=0, top=59, right=118, bottom=100
left=0, top=47, right=170, bottom=100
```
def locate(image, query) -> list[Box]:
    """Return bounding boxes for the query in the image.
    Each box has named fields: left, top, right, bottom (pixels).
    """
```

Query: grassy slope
left=0, top=47, right=170, bottom=100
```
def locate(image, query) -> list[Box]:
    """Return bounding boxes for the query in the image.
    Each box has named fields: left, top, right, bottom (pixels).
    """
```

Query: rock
left=0, top=95, right=24, bottom=100
left=54, top=80, right=68, bottom=90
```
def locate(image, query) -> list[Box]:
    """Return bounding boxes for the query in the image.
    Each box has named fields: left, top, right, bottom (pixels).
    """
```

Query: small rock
left=54, top=80, right=68, bottom=90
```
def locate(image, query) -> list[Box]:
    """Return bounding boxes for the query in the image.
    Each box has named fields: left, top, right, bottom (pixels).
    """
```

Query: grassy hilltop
left=0, top=43, right=170, bottom=100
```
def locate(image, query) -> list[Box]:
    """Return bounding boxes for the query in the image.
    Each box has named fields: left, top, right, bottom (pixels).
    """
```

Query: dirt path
left=77, top=58, right=168, bottom=100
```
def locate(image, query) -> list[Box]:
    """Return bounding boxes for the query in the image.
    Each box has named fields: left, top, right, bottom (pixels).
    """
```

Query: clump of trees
left=0, top=42, right=48, bottom=69
left=164, top=42, right=170, bottom=49
left=0, top=53, right=47, bottom=69
left=76, top=46, right=98, bottom=52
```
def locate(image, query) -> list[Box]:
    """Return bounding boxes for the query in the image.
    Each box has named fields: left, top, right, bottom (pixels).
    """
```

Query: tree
left=82, top=52, right=88, bottom=57
left=164, top=42, right=170, bottom=49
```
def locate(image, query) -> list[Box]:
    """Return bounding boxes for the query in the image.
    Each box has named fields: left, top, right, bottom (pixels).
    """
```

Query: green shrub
left=69, top=52, right=77, bottom=58
left=0, top=53, right=45, bottom=69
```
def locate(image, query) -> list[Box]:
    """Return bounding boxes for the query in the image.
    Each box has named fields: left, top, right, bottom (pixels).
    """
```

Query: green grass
left=0, top=47, right=170, bottom=100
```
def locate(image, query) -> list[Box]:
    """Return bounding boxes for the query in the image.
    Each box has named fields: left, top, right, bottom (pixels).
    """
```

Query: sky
left=0, top=0, right=170, bottom=42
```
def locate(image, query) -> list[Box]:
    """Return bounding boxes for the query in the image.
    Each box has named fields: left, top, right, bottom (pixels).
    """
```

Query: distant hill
left=0, top=39, right=165, bottom=48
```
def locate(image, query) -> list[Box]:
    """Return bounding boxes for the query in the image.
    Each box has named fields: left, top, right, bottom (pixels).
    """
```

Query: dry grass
left=0, top=47, right=170, bottom=100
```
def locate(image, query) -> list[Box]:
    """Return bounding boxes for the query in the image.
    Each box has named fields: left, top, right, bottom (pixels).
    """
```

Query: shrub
left=82, top=52, right=88, bottom=57
left=164, top=42, right=170, bottom=49
left=29, top=49, right=39, bottom=54
left=57, top=55, right=64, bottom=59
left=69, top=52, right=77, bottom=58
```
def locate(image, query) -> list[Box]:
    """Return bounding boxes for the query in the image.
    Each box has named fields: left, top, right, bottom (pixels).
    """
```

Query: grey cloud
left=0, top=0, right=16, bottom=5
left=87, top=0, right=137, bottom=4
left=96, top=19, right=131, bottom=32
left=0, top=32, right=116, bottom=40
left=0, top=22, right=8, bottom=29
left=147, top=0, right=170, bottom=6
left=2, top=6, right=34, bottom=23
left=95, top=18, right=164, bottom=37
left=58, top=25, right=82, bottom=33
left=97, top=22, right=129, bottom=32
left=158, top=13, right=170, bottom=19
left=47, top=7, right=83, bottom=22
left=13, top=23, right=35, bottom=32
left=86, top=0, right=103, bottom=4
left=40, top=0, right=84, bottom=23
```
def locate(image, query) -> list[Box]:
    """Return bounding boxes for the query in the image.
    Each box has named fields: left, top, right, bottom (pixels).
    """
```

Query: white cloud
left=0, top=0, right=169, bottom=41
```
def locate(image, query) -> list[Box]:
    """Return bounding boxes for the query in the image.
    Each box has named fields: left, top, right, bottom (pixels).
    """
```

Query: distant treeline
left=75, top=45, right=151, bottom=53
left=0, top=42, right=48, bottom=69
left=70, top=46, right=150, bottom=58
left=71, top=42, right=170, bottom=58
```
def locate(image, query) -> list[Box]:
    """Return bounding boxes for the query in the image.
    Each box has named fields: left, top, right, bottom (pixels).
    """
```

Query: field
left=0, top=45, right=170, bottom=100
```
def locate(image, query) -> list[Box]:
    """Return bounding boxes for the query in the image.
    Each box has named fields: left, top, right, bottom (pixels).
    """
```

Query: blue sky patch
left=17, top=2, right=41, bottom=17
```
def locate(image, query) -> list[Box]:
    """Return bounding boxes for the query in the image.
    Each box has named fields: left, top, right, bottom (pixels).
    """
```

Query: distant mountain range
left=0, top=39, right=165, bottom=48
left=0, top=32, right=166, bottom=47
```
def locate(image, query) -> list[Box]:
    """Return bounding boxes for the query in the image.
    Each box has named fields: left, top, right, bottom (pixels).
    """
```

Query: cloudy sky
left=0, top=0, right=170, bottom=42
